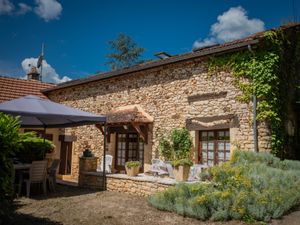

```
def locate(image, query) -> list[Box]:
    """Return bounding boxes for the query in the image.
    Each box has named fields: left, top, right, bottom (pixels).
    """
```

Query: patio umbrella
left=0, top=95, right=106, bottom=128
left=0, top=95, right=107, bottom=190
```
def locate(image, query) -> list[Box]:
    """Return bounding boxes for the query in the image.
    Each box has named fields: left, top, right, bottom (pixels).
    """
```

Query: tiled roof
left=107, top=105, right=154, bottom=124
left=42, top=23, right=300, bottom=94
left=0, top=76, right=55, bottom=103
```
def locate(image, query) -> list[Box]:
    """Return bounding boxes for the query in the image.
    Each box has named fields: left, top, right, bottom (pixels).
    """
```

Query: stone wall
left=47, top=58, right=271, bottom=180
left=78, top=157, right=103, bottom=189
left=78, top=156, right=172, bottom=195
left=106, top=175, right=173, bottom=197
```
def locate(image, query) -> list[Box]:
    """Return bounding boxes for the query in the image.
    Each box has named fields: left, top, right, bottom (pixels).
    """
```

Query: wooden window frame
left=115, top=133, right=144, bottom=172
left=198, top=129, right=230, bottom=165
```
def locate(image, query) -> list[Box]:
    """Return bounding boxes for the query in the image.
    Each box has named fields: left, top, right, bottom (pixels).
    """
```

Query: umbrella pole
left=43, top=126, right=46, bottom=159
left=103, top=123, right=107, bottom=191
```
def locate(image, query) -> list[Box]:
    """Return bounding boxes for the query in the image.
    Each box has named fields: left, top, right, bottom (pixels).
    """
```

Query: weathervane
left=37, top=43, right=45, bottom=81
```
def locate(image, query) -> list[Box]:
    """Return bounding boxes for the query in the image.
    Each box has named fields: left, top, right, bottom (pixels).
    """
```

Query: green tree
left=106, top=33, right=145, bottom=70
left=0, top=113, right=21, bottom=222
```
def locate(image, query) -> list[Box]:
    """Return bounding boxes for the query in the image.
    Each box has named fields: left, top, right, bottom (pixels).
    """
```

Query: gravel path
left=8, top=185, right=300, bottom=225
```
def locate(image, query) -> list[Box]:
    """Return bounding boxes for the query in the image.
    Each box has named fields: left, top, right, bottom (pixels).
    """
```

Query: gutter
left=42, top=39, right=260, bottom=94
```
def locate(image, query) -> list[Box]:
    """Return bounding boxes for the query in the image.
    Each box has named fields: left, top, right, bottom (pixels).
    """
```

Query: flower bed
left=148, top=151, right=300, bottom=222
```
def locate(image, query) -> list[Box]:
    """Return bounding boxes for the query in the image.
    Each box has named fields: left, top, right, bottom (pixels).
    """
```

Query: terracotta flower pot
left=125, top=166, right=140, bottom=176
left=173, top=165, right=190, bottom=181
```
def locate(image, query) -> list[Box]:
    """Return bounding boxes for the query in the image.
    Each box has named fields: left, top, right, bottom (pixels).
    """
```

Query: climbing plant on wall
left=208, top=27, right=300, bottom=157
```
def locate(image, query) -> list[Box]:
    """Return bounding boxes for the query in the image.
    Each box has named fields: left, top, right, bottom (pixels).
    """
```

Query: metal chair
left=97, top=155, right=113, bottom=173
left=22, top=160, right=48, bottom=197
left=47, top=159, right=61, bottom=192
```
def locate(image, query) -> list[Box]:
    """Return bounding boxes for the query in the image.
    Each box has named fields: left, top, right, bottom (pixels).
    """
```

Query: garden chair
left=148, top=159, right=169, bottom=176
left=21, top=160, right=48, bottom=197
left=188, top=164, right=208, bottom=181
left=97, top=154, right=113, bottom=173
left=47, top=159, right=60, bottom=192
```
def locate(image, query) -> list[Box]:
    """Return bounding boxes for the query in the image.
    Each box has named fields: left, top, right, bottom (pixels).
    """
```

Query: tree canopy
left=106, top=33, right=145, bottom=70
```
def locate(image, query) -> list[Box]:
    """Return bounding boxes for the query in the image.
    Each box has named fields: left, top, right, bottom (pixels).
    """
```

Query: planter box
left=173, top=165, right=190, bottom=181
left=125, top=166, right=140, bottom=176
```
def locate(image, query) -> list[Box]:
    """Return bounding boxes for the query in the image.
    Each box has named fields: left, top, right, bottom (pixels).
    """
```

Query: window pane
left=218, top=142, right=224, bottom=150
left=208, top=151, right=214, bottom=159
left=226, top=143, right=230, bottom=150
left=225, top=151, right=231, bottom=160
left=219, top=151, right=224, bottom=160
left=208, top=160, right=214, bottom=166
left=202, top=152, right=207, bottom=160
left=225, top=131, right=230, bottom=138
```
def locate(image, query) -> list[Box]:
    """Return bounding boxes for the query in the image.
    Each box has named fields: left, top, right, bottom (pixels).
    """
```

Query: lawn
left=6, top=185, right=300, bottom=225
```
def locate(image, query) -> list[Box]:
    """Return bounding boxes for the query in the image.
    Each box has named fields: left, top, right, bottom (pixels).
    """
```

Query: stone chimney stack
left=27, top=66, right=40, bottom=81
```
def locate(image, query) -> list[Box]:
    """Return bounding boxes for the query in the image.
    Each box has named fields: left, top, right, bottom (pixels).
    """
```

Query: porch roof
left=106, top=105, right=153, bottom=124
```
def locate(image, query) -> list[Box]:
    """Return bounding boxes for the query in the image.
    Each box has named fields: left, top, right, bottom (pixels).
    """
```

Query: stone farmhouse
left=41, top=24, right=300, bottom=182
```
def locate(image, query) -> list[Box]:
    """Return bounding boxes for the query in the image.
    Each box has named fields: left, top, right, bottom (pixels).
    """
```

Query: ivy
left=208, top=28, right=300, bottom=156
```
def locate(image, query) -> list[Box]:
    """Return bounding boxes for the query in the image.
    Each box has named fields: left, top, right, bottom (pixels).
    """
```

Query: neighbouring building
left=42, top=24, right=300, bottom=182
left=0, top=69, right=74, bottom=180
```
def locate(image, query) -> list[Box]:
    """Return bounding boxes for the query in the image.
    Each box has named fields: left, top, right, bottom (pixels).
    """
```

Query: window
left=115, top=133, right=144, bottom=171
left=199, top=129, right=230, bottom=165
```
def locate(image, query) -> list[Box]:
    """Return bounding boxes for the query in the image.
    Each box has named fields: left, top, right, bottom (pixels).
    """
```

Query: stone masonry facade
left=47, top=57, right=271, bottom=180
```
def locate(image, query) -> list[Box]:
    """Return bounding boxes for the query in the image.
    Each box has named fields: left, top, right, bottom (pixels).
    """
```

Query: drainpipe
left=248, top=45, right=258, bottom=152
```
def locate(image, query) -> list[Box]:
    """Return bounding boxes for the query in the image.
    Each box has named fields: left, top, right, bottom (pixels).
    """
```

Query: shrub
left=0, top=113, right=20, bottom=199
left=158, top=128, right=193, bottom=161
left=0, top=113, right=21, bottom=223
left=16, top=132, right=55, bottom=163
left=172, top=158, right=193, bottom=167
left=83, top=149, right=94, bottom=157
left=158, top=135, right=173, bottom=161
left=148, top=150, right=300, bottom=222
left=171, top=128, right=193, bottom=160
left=125, top=161, right=140, bottom=168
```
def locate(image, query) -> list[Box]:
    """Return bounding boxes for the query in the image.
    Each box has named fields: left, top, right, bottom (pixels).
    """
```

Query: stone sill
left=82, top=172, right=202, bottom=185
left=107, top=173, right=176, bottom=185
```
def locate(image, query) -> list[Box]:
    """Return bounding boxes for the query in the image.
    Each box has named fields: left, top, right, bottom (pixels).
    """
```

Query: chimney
left=27, top=66, right=40, bottom=81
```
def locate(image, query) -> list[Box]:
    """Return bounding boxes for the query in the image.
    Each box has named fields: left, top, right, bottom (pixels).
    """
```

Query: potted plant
left=125, top=161, right=140, bottom=176
left=172, top=158, right=193, bottom=181
left=83, top=149, right=94, bottom=157
left=158, top=128, right=193, bottom=181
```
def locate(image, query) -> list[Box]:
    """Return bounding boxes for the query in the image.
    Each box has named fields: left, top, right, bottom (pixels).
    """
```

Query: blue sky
left=0, top=0, right=299, bottom=83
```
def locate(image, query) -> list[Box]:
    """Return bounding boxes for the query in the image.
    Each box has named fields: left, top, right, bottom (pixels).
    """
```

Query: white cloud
left=193, top=6, right=265, bottom=49
left=21, top=57, right=71, bottom=83
left=0, top=0, right=14, bottom=15
left=16, top=3, right=32, bottom=15
left=34, top=0, right=62, bottom=22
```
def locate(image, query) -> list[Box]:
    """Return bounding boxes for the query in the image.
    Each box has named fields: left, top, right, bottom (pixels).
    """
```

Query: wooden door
left=59, top=141, right=72, bottom=175
left=115, top=133, right=144, bottom=172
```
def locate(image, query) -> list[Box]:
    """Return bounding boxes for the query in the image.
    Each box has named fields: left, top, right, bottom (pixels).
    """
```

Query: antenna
left=39, top=43, right=45, bottom=82
left=292, top=0, right=298, bottom=22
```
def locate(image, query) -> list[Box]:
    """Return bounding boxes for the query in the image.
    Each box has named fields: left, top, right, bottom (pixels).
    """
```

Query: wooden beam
left=95, top=124, right=111, bottom=143
left=132, top=123, right=148, bottom=144
left=95, top=124, right=104, bottom=135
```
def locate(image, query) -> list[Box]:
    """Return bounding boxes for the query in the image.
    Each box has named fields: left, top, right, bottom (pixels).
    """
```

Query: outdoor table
left=13, top=163, right=31, bottom=197
left=14, top=163, right=31, bottom=170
